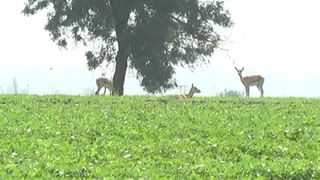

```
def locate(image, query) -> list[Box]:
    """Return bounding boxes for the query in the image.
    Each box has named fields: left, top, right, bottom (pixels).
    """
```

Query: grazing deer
left=171, top=84, right=201, bottom=99
left=95, top=77, right=116, bottom=95
left=235, top=67, right=264, bottom=97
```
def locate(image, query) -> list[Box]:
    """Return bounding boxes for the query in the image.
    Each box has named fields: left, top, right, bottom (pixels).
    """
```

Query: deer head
left=186, top=83, right=201, bottom=98
left=235, top=67, right=244, bottom=77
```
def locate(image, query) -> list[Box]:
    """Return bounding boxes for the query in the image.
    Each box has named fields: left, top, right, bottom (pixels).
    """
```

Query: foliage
left=22, top=0, right=232, bottom=94
left=0, top=95, right=320, bottom=178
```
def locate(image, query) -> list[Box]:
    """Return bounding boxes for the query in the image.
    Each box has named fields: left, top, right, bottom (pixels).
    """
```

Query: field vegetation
left=0, top=95, right=319, bottom=179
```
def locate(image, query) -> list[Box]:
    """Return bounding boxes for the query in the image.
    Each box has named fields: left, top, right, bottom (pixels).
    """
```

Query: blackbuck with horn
left=235, top=67, right=264, bottom=97
left=95, top=77, right=116, bottom=95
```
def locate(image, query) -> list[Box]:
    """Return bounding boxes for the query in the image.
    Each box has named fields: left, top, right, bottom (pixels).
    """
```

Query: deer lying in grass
left=171, top=84, right=201, bottom=99
left=95, top=77, right=116, bottom=95
left=235, top=67, right=264, bottom=97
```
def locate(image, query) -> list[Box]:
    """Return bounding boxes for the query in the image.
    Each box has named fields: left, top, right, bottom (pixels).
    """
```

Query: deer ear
left=191, top=83, right=194, bottom=87
left=241, top=67, right=244, bottom=71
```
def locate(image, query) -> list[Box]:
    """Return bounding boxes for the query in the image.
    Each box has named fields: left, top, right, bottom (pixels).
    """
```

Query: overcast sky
left=1, top=0, right=320, bottom=97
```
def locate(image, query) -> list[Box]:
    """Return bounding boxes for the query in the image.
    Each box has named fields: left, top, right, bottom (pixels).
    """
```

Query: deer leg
left=103, top=87, right=107, bottom=95
left=258, top=85, right=264, bottom=97
left=95, top=86, right=101, bottom=95
left=245, top=87, right=249, bottom=97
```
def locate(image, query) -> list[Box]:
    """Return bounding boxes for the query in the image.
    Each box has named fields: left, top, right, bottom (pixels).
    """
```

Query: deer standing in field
left=95, top=77, right=116, bottom=95
left=235, top=67, right=264, bottom=97
left=171, top=84, right=201, bottom=99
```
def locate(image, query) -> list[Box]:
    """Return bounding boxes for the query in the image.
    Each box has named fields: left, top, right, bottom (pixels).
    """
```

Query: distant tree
left=83, top=87, right=95, bottom=95
left=12, top=78, right=18, bottom=94
left=23, top=0, right=232, bottom=95
left=20, top=84, right=30, bottom=94
left=218, top=88, right=244, bottom=97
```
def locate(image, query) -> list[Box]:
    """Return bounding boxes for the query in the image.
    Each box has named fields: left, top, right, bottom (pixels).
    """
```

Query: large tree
left=23, top=0, right=232, bottom=95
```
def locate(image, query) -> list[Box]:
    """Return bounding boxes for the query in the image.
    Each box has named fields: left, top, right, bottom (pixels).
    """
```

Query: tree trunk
left=110, top=0, right=131, bottom=96
left=113, top=41, right=129, bottom=95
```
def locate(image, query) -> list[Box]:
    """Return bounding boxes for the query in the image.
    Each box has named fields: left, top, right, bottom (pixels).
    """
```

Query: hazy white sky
left=1, top=0, right=320, bottom=96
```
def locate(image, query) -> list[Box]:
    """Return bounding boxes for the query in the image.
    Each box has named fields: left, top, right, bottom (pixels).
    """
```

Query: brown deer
left=235, top=67, right=264, bottom=97
left=171, top=84, right=201, bottom=99
left=95, top=77, right=116, bottom=95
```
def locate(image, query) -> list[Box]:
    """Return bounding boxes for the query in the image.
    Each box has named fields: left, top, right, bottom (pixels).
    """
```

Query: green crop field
left=0, top=95, right=319, bottom=179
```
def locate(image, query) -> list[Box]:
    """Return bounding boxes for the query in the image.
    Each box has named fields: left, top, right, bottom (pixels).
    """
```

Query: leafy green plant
left=0, top=95, right=319, bottom=178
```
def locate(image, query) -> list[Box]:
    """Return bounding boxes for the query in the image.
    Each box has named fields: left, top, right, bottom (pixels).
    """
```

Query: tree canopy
left=23, top=0, right=232, bottom=95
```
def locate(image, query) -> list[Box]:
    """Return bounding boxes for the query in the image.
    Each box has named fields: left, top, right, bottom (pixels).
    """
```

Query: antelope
left=171, top=84, right=201, bottom=99
left=235, top=67, right=264, bottom=97
left=95, top=77, right=116, bottom=95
